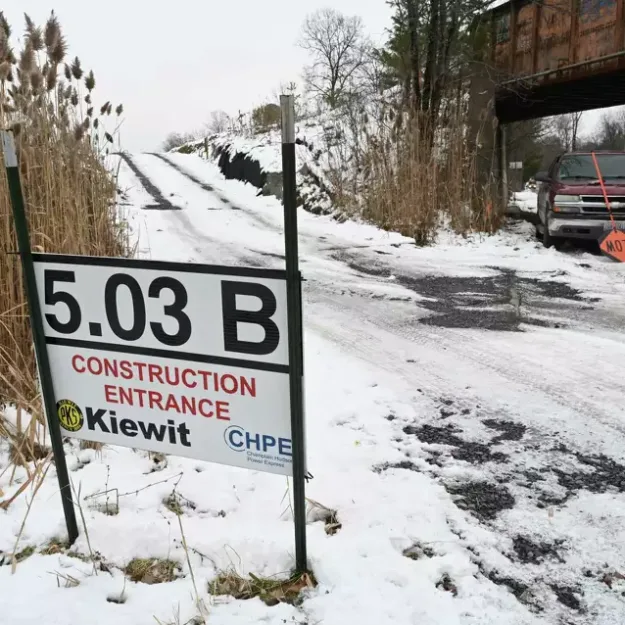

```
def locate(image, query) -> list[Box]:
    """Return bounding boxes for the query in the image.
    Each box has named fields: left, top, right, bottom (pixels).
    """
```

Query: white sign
left=33, top=254, right=295, bottom=476
left=509, top=161, right=523, bottom=170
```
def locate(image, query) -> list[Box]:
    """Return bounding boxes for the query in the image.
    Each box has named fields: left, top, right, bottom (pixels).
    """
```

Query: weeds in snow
left=154, top=605, right=205, bottom=625
left=125, top=558, right=181, bottom=584
left=5, top=453, right=52, bottom=572
left=50, top=570, right=81, bottom=588
left=177, top=511, right=209, bottom=621
left=40, top=537, right=69, bottom=555
left=210, top=569, right=317, bottom=606
left=164, top=491, right=196, bottom=516
left=306, top=497, right=341, bottom=535
left=71, top=479, right=99, bottom=576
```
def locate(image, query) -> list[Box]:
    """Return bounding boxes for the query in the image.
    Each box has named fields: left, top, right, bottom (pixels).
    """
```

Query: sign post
left=1, top=130, right=79, bottom=544
left=280, top=95, right=308, bottom=573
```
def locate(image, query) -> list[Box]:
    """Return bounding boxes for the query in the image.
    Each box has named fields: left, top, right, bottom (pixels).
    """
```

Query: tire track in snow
left=124, top=153, right=278, bottom=270
left=150, top=153, right=248, bottom=212
left=117, top=153, right=180, bottom=210
left=150, top=153, right=324, bottom=247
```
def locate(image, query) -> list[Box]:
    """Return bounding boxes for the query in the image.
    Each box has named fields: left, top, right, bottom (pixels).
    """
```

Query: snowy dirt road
left=2, top=152, right=625, bottom=625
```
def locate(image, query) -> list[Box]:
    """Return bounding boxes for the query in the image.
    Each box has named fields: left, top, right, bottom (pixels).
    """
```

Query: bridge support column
left=468, top=62, right=506, bottom=215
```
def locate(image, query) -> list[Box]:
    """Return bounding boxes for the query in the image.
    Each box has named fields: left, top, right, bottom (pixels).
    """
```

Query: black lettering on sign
left=616, top=241, right=623, bottom=253
left=607, top=241, right=615, bottom=252
left=221, top=281, right=279, bottom=355
left=105, top=274, right=147, bottom=341
left=148, top=276, right=192, bottom=346
left=44, top=270, right=82, bottom=334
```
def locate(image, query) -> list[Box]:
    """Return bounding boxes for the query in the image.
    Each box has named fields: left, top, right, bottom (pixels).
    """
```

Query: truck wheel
left=542, top=215, right=564, bottom=250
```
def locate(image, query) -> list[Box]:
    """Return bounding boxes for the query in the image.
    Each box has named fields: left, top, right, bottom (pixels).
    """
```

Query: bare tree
left=595, top=108, right=625, bottom=150
left=299, top=8, right=368, bottom=108
left=161, top=131, right=196, bottom=152
left=271, top=81, right=307, bottom=120
left=552, top=112, right=583, bottom=151
left=205, top=110, right=230, bottom=134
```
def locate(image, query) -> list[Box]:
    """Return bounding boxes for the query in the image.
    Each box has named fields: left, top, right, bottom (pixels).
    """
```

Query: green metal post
left=279, top=96, right=308, bottom=573
left=1, top=130, right=79, bottom=544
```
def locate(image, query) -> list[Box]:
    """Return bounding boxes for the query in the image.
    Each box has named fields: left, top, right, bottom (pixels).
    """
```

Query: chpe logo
left=224, top=425, right=292, bottom=457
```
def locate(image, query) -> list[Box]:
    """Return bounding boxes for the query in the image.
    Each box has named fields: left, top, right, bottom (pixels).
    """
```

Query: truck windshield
left=558, top=154, right=625, bottom=180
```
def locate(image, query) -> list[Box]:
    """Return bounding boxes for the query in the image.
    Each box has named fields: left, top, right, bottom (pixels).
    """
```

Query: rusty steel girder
left=490, top=0, right=625, bottom=80
left=482, top=0, right=625, bottom=121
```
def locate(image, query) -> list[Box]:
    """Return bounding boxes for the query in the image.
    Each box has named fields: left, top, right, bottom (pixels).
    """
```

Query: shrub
left=252, top=103, right=281, bottom=132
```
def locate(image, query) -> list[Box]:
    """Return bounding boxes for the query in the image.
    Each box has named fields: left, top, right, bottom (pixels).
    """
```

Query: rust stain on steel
left=488, top=0, right=624, bottom=83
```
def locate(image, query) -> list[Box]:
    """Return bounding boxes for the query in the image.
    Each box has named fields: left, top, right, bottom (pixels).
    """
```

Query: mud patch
left=551, top=584, right=583, bottom=612
left=403, top=542, right=435, bottom=560
left=346, top=260, right=392, bottom=278
left=451, top=443, right=508, bottom=464
left=512, top=535, right=565, bottom=565
left=436, top=574, right=458, bottom=596
left=403, top=423, right=463, bottom=446
left=485, top=570, right=539, bottom=610
left=554, top=452, right=625, bottom=495
left=390, top=267, right=596, bottom=331
left=445, top=481, right=515, bottom=520
left=483, top=419, right=527, bottom=443
left=373, top=459, right=419, bottom=473
left=403, top=424, right=507, bottom=465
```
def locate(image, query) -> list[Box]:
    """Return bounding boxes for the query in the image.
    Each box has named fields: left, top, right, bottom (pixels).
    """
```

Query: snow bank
left=510, top=191, right=537, bottom=215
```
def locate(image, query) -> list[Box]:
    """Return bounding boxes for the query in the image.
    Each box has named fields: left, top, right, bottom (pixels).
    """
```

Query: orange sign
left=600, top=229, right=625, bottom=262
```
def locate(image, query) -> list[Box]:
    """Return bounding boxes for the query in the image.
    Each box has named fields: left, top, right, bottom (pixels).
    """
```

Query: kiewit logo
left=224, top=425, right=292, bottom=457
left=57, top=399, right=84, bottom=432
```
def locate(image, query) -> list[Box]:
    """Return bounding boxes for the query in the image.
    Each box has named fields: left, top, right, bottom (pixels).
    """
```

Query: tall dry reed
left=360, top=111, right=500, bottom=245
left=0, top=13, right=128, bottom=433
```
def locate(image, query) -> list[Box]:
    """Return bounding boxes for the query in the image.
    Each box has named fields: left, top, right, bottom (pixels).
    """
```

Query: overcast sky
left=7, top=1, right=393, bottom=151
left=6, top=1, right=615, bottom=152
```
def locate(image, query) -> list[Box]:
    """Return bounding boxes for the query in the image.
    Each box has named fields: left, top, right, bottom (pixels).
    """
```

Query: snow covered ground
left=509, top=190, right=538, bottom=216
left=2, top=152, right=625, bottom=625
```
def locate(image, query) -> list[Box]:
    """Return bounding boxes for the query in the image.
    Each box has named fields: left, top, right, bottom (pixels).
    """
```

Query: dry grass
left=40, top=537, right=69, bottom=555
left=125, top=558, right=181, bottom=584
left=210, top=569, right=317, bottom=606
left=0, top=12, right=128, bottom=414
left=51, top=571, right=81, bottom=588
left=361, top=113, right=500, bottom=245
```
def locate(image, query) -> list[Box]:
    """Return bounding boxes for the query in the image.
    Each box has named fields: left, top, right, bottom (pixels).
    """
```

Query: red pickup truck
left=534, top=151, right=625, bottom=248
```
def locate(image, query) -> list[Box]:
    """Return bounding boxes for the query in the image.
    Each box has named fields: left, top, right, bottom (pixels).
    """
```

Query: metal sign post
left=1, top=130, right=79, bottom=544
left=280, top=95, right=308, bottom=573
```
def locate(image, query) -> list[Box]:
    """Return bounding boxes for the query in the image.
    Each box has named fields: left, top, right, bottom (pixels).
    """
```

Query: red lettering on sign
left=71, top=355, right=257, bottom=400
left=104, top=384, right=116, bottom=403
left=182, top=368, right=197, bottom=389
left=216, top=401, right=230, bottom=420
left=199, top=399, right=214, bottom=418
left=148, top=364, right=164, bottom=385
